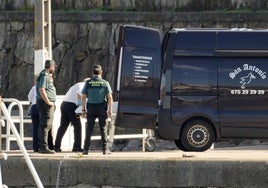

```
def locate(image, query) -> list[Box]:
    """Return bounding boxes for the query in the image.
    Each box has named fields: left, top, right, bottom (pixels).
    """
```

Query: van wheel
left=174, top=139, right=188, bottom=151
left=181, top=120, right=215, bottom=152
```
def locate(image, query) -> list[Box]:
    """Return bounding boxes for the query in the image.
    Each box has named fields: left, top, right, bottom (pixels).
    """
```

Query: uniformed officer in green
left=36, top=60, right=57, bottom=154
left=82, top=65, right=113, bottom=155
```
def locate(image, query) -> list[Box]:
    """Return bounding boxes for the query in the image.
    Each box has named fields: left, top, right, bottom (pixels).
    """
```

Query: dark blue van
left=114, top=25, right=268, bottom=152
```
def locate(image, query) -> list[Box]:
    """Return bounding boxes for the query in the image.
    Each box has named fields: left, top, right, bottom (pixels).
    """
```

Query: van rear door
left=114, top=25, right=162, bottom=129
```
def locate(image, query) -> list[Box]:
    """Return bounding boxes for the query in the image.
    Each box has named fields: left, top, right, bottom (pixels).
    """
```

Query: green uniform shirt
left=82, top=76, right=112, bottom=104
left=36, top=70, right=56, bottom=102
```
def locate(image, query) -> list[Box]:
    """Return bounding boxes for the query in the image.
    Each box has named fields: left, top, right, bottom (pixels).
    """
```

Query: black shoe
left=82, top=150, right=88, bottom=155
left=54, top=147, right=62, bottom=152
left=72, top=148, right=83, bottom=152
left=38, top=148, right=55, bottom=154
left=49, top=146, right=54, bottom=150
left=103, top=149, right=111, bottom=155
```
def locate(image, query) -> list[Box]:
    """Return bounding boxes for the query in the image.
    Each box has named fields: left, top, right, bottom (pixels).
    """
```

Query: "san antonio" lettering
left=229, top=64, right=267, bottom=79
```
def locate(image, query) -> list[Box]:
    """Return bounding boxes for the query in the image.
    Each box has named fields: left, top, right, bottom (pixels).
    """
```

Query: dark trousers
left=30, top=104, right=39, bottom=152
left=37, top=99, right=55, bottom=150
left=83, top=103, right=108, bottom=151
left=55, top=101, right=82, bottom=149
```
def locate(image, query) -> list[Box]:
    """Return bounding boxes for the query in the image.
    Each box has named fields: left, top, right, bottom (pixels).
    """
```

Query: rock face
left=1, top=11, right=268, bottom=99
left=52, top=22, right=118, bottom=95
left=0, top=21, right=35, bottom=98
left=0, top=15, right=120, bottom=98
left=1, top=0, right=268, bottom=11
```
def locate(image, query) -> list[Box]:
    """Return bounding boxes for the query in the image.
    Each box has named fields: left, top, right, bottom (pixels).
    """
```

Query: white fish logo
left=240, top=72, right=256, bottom=89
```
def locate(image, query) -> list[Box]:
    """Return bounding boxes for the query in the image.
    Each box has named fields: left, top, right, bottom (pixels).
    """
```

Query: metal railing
left=1, top=97, right=153, bottom=152
left=1, top=99, right=32, bottom=151
left=0, top=98, right=43, bottom=188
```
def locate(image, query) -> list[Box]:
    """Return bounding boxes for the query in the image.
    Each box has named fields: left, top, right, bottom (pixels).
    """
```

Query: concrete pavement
left=2, top=145, right=268, bottom=187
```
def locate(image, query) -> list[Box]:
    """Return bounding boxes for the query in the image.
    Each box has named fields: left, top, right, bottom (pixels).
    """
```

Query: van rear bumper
left=158, top=109, right=181, bottom=139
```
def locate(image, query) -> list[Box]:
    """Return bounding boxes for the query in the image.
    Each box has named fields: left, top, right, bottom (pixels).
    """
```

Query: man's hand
left=82, top=110, right=87, bottom=118
left=81, top=95, right=87, bottom=118
left=40, top=88, right=53, bottom=107
left=106, top=93, right=113, bottom=118
left=107, top=109, right=112, bottom=118
left=47, top=101, right=54, bottom=106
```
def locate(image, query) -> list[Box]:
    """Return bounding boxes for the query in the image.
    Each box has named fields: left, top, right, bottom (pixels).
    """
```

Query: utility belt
left=36, top=99, right=55, bottom=107
left=37, top=98, right=55, bottom=103
left=87, top=102, right=108, bottom=111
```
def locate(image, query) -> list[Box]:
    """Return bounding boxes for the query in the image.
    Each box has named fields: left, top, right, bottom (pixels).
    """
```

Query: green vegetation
left=0, top=10, right=34, bottom=13
left=86, top=6, right=114, bottom=12
left=124, top=7, right=136, bottom=12
left=172, top=6, right=258, bottom=13
left=215, top=6, right=255, bottom=13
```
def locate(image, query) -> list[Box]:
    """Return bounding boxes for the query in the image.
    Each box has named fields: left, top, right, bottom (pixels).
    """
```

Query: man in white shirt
left=54, top=78, right=90, bottom=152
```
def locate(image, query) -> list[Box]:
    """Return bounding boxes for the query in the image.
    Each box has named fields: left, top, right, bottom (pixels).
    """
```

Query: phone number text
left=231, top=90, right=265, bottom=95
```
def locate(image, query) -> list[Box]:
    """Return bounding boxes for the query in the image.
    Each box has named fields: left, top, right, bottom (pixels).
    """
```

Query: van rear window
left=125, top=28, right=160, bottom=48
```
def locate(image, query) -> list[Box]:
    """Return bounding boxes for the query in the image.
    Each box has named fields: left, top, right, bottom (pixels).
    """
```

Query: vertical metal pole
left=34, top=0, right=52, bottom=75
left=0, top=153, right=8, bottom=188
left=0, top=162, right=3, bottom=187
left=0, top=96, right=2, bottom=152
left=44, top=0, right=52, bottom=60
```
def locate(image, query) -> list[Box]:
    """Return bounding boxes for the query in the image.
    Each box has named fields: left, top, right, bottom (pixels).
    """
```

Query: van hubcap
left=187, top=125, right=209, bottom=147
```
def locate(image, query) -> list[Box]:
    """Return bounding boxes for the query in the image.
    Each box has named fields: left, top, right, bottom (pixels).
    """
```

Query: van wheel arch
left=180, top=118, right=216, bottom=152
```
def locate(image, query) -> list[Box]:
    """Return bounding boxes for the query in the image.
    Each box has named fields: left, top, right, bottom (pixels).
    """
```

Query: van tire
left=181, top=120, right=215, bottom=152
left=174, top=139, right=188, bottom=151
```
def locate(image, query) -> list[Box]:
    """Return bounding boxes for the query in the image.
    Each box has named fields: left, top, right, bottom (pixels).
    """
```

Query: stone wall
left=1, top=0, right=268, bottom=11
left=1, top=11, right=268, bottom=99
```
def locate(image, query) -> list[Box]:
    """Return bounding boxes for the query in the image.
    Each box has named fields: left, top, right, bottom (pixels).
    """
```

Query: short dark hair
left=45, top=60, right=55, bottom=69
left=93, top=65, right=102, bottom=75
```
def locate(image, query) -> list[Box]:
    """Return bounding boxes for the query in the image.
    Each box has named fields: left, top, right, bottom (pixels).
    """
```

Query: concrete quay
left=2, top=145, right=268, bottom=188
